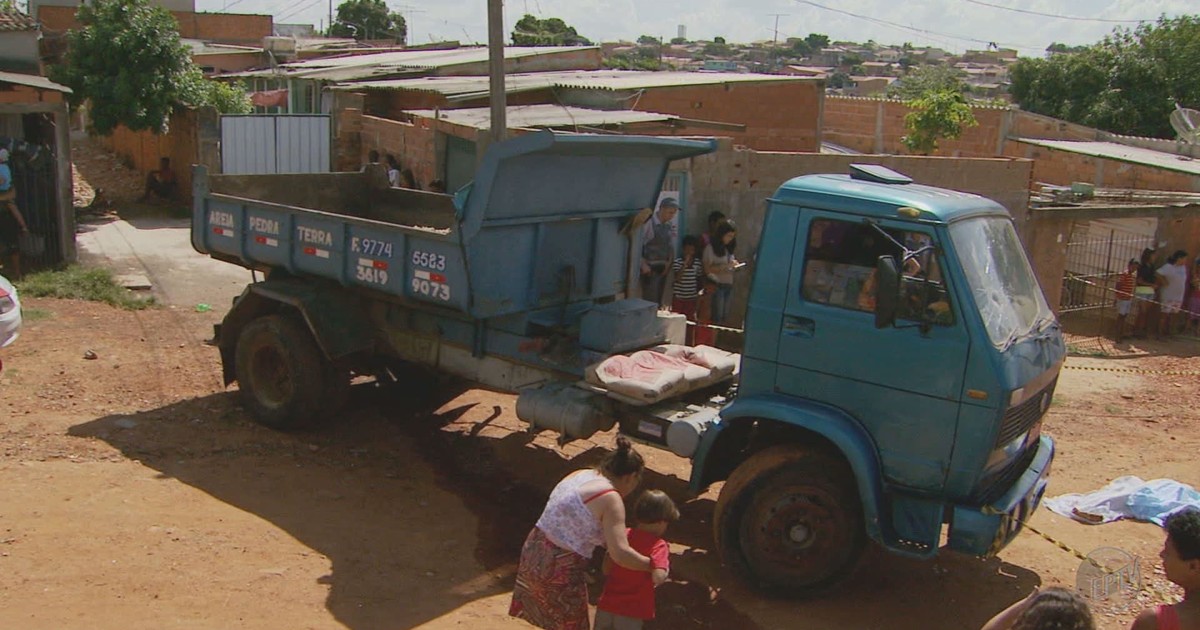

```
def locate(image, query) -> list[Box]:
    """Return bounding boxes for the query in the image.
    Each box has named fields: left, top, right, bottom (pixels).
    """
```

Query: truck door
left=775, top=212, right=970, bottom=492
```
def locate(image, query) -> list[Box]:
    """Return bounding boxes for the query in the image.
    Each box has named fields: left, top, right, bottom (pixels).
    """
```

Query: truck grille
left=996, top=380, right=1055, bottom=446
left=970, top=381, right=1055, bottom=505
left=973, top=441, right=1039, bottom=505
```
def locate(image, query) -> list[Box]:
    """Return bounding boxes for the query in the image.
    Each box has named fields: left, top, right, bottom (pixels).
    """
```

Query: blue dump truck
left=193, top=131, right=1064, bottom=594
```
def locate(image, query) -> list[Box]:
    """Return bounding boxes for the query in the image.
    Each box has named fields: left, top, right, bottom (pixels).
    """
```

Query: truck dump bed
left=193, top=131, right=715, bottom=320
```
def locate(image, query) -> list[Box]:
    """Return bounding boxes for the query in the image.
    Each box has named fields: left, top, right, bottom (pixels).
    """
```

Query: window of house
left=801, top=218, right=954, bottom=326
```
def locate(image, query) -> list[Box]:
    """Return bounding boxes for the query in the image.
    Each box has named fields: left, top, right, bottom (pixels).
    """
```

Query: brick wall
left=0, top=84, right=63, bottom=104
left=96, top=108, right=210, bottom=196
left=355, top=113, right=441, bottom=188
left=1005, top=140, right=1200, bottom=192
left=822, top=95, right=1010, bottom=157
left=39, top=6, right=271, bottom=44
left=629, top=81, right=822, bottom=152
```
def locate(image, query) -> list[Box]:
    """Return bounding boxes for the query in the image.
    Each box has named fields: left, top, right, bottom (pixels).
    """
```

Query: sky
left=197, top=0, right=1196, bottom=58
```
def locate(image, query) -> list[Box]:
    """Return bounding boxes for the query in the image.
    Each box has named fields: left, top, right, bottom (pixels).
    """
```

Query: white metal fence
left=220, top=114, right=331, bottom=175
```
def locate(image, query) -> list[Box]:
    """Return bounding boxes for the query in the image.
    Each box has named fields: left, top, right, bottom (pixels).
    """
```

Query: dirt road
left=1, top=294, right=1196, bottom=630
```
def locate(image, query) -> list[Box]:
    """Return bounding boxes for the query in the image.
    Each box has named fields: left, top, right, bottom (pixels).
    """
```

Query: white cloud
left=198, top=0, right=1196, bottom=56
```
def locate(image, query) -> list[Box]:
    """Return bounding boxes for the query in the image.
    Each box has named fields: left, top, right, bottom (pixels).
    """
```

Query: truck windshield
left=949, top=216, right=1054, bottom=348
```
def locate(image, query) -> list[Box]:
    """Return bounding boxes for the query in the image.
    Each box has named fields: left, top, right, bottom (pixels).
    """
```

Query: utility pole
left=488, top=0, right=506, bottom=143
left=768, top=13, right=787, bottom=73
left=328, top=0, right=333, bottom=36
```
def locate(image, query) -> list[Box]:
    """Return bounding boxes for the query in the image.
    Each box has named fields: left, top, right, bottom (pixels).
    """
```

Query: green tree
left=888, top=64, right=968, bottom=100
left=713, top=36, right=726, bottom=44
left=841, top=52, right=863, bottom=67
left=827, top=71, right=850, bottom=89
left=511, top=14, right=590, bottom=46
left=49, top=0, right=248, bottom=135
left=637, top=34, right=660, bottom=46
left=902, top=89, right=979, bottom=155
left=787, top=38, right=812, bottom=58
left=1012, top=15, right=1200, bottom=138
left=328, top=0, right=405, bottom=42
left=703, top=40, right=732, bottom=57
left=670, top=36, right=687, bottom=45
left=805, top=33, right=830, bottom=50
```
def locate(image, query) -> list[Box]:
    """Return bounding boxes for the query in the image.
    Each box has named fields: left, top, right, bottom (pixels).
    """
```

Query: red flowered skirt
left=509, top=527, right=591, bottom=630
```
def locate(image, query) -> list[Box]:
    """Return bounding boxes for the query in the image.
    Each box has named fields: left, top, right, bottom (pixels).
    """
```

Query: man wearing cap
left=640, top=198, right=679, bottom=307
left=0, top=148, right=30, bottom=279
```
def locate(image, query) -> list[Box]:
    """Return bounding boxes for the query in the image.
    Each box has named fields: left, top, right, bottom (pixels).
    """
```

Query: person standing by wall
left=670, top=236, right=704, bottom=345
left=1114, top=258, right=1139, bottom=342
left=0, top=149, right=29, bottom=279
left=1134, top=248, right=1160, bottom=337
left=385, top=154, right=401, bottom=188
left=1157, top=250, right=1189, bottom=338
left=639, top=198, right=679, bottom=307
left=703, top=221, right=739, bottom=326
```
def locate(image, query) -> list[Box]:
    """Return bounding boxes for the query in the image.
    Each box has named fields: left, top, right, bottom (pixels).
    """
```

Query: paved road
left=77, top=216, right=250, bottom=309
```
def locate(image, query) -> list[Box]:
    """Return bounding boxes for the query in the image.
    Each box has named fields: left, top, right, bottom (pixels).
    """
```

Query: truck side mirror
left=875, top=255, right=900, bottom=329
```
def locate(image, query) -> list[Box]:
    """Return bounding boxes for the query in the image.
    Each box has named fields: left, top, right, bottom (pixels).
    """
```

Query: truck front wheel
left=713, top=444, right=865, bottom=595
left=234, top=315, right=327, bottom=430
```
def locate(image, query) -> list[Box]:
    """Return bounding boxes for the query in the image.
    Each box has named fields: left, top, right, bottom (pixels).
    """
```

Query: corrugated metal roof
left=406, top=104, right=676, bottom=130
left=0, top=10, right=37, bottom=32
left=333, top=69, right=815, bottom=95
left=227, top=46, right=597, bottom=81
left=1017, top=139, right=1200, bottom=177
left=0, top=70, right=71, bottom=93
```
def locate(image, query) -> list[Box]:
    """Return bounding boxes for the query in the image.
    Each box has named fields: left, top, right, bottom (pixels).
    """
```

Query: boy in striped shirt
left=1115, top=258, right=1138, bottom=342
left=671, top=236, right=704, bottom=345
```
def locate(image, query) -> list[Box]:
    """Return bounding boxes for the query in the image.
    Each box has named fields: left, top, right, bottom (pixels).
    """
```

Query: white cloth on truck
left=1044, top=476, right=1200, bottom=526
left=587, top=350, right=701, bottom=404
left=652, top=344, right=738, bottom=382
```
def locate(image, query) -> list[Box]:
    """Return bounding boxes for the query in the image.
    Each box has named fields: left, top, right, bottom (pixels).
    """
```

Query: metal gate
left=1060, top=221, right=1156, bottom=312
left=3, top=140, right=62, bottom=271
left=220, top=114, right=330, bottom=175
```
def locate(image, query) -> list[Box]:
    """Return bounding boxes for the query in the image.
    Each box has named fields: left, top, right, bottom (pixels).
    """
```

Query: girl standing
left=703, top=221, right=739, bottom=326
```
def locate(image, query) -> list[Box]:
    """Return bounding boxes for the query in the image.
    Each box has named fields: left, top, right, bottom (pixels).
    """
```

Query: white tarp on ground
left=1044, top=476, right=1200, bottom=526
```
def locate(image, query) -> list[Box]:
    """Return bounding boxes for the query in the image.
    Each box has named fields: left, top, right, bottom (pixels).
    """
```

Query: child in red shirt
left=596, top=490, right=679, bottom=630
left=1115, top=258, right=1139, bottom=342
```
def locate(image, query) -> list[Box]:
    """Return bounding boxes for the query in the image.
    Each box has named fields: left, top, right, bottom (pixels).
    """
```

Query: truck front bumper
left=946, top=435, right=1054, bottom=557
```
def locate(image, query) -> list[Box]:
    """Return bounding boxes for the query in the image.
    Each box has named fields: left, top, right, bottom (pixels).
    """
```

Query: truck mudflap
left=947, top=435, right=1055, bottom=556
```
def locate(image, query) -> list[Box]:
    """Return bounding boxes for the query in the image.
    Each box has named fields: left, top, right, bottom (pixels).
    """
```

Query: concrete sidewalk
left=76, top=216, right=251, bottom=311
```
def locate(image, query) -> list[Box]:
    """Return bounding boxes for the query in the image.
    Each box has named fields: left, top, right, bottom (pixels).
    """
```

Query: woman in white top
left=509, top=436, right=654, bottom=630
left=703, top=221, right=739, bottom=325
left=386, top=154, right=401, bottom=188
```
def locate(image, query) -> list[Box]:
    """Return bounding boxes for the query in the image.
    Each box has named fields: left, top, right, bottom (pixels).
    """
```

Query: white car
left=0, top=274, right=20, bottom=351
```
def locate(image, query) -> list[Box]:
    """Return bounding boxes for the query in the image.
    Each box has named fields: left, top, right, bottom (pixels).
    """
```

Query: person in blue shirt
left=0, top=148, right=30, bottom=279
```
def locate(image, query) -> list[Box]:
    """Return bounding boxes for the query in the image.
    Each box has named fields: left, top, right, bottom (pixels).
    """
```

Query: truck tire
left=713, top=444, right=865, bottom=595
left=234, top=315, right=327, bottom=430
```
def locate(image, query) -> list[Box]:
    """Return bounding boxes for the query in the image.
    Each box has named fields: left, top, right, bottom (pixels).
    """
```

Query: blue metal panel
left=291, top=214, right=345, bottom=278
left=461, top=131, right=715, bottom=239
left=403, top=233, right=468, bottom=311
left=244, top=207, right=291, bottom=267
left=201, top=198, right=245, bottom=260
left=690, top=393, right=888, bottom=545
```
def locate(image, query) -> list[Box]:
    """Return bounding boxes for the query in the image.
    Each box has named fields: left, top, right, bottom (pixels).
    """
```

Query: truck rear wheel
left=235, top=315, right=327, bottom=430
left=713, top=444, right=865, bottom=595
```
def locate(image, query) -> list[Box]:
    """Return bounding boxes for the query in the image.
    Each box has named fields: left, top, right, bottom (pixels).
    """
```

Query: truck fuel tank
left=516, top=383, right=617, bottom=443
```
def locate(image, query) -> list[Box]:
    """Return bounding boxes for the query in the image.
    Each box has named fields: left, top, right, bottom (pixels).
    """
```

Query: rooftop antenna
left=1170, top=103, right=1200, bottom=144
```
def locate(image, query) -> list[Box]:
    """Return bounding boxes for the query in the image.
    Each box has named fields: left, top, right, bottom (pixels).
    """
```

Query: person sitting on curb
left=141, top=157, right=178, bottom=202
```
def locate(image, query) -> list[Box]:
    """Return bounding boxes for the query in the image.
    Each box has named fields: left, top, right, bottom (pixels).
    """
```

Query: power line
left=962, top=0, right=1148, bottom=24
left=794, top=0, right=1040, bottom=51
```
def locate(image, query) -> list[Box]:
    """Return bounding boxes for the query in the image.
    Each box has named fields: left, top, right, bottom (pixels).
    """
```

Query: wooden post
left=487, top=0, right=506, bottom=144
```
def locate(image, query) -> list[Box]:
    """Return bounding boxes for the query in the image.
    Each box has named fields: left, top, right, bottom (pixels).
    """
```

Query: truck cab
left=696, top=165, right=1062, bottom=592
